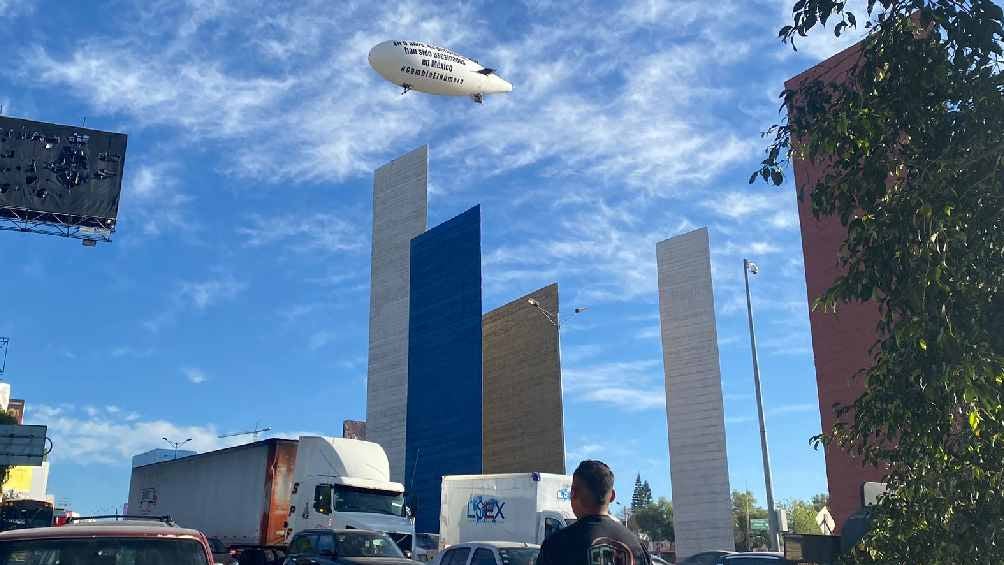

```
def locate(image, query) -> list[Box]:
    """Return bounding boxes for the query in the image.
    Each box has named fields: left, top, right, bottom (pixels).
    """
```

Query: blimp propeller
left=368, top=40, right=512, bottom=104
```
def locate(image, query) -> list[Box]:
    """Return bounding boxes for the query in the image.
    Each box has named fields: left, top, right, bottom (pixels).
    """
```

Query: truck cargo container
left=127, top=436, right=414, bottom=554
left=440, top=473, right=575, bottom=547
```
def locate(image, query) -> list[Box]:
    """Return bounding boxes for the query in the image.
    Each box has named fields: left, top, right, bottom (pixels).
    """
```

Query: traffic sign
left=750, top=518, right=769, bottom=531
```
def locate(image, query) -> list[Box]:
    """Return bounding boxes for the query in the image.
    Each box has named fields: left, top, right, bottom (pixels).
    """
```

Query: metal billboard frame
left=0, top=424, right=49, bottom=466
left=0, top=207, right=113, bottom=243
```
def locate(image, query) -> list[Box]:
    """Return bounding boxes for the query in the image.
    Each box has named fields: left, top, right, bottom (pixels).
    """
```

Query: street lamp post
left=163, top=437, right=192, bottom=460
left=743, top=258, right=781, bottom=552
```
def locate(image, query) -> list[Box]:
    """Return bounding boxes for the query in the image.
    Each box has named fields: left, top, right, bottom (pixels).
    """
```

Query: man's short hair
left=574, top=460, right=615, bottom=506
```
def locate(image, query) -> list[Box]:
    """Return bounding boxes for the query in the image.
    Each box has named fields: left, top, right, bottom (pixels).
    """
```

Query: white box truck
left=127, top=436, right=415, bottom=555
left=440, top=473, right=575, bottom=546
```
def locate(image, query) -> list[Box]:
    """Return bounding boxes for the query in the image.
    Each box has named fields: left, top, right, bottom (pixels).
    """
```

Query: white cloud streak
left=183, top=367, right=208, bottom=384
left=25, top=404, right=316, bottom=466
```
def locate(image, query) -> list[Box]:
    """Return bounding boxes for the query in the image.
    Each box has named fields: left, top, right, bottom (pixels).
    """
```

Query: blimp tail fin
left=470, top=93, right=484, bottom=104
left=476, top=68, right=495, bottom=75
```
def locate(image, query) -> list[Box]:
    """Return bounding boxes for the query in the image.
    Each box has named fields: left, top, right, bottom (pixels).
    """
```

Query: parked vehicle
left=287, top=437, right=413, bottom=556
left=413, top=533, right=441, bottom=562
left=208, top=536, right=239, bottom=565
left=282, top=529, right=415, bottom=565
left=0, top=499, right=54, bottom=532
left=127, top=436, right=415, bottom=556
left=433, top=541, right=539, bottom=565
left=0, top=515, right=214, bottom=565
left=678, top=550, right=733, bottom=565
left=440, top=473, right=574, bottom=547
left=716, top=552, right=795, bottom=564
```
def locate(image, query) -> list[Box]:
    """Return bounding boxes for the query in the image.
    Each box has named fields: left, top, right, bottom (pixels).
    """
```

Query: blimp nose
left=368, top=41, right=397, bottom=75
left=487, top=74, right=513, bottom=94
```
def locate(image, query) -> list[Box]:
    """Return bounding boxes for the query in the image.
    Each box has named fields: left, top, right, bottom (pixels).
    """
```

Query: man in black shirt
left=537, top=460, right=650, bottom=565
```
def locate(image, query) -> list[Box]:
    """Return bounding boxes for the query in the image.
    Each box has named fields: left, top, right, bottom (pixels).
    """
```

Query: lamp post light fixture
left=527, top=298, right=587, bottom=330
left=743, top=258, right=780, bottom=552
left=163, top=437, right=193, bottom=460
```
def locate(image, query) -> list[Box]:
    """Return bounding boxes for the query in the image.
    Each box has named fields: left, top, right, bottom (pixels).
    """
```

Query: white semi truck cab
left=440, top=473, right=576, bottom=547
left=287, top=436, right=416, bottom=556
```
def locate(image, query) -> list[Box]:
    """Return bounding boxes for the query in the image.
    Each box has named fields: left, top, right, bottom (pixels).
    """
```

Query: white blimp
left=368, top=40, right=512, bottom=104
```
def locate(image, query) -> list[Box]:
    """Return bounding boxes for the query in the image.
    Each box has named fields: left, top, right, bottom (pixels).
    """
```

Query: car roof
left=723, top=553, right=785, bottom=559
left=449, top=542, right=540, bottom=550
left=0, top=525, right=208, bottom=541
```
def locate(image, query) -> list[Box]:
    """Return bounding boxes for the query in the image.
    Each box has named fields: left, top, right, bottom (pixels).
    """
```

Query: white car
left=434, top=542, right=540, bottom=565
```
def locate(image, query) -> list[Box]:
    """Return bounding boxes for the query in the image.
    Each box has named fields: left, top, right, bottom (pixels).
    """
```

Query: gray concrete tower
left=366, top=145, right=428, bottom=483
left=656, top=227, right=734, bottom=560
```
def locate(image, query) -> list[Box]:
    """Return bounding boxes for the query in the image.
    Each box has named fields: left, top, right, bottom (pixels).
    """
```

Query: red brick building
left=786, top=43, right=887, bottom=530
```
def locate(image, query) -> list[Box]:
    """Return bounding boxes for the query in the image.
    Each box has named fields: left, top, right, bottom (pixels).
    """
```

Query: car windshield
left=498, top=548, right=539, bottom=565
left=415, top=534, right=439, bottom=550
left=334, top=485, right=405, bottom=516
left=0, top=537, right=209, bottom=565
left=334, top=532, right=405, bottom=558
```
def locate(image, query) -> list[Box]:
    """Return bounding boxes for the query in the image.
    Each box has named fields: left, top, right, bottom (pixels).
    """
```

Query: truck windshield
left=334, top=485, right=405, bottom=516
left=0, top=537, right=210, bottom=565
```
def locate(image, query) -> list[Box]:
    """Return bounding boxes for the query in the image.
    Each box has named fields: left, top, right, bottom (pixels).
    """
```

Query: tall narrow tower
left=656, top=228, right=734, bottom=560
left=366, top=145, right=429, bottom=483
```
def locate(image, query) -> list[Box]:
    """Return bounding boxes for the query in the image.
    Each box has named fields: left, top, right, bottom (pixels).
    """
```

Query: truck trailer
left=440, top=473, right=575, bottom=547
left=127, top=436, right=415, bottom=554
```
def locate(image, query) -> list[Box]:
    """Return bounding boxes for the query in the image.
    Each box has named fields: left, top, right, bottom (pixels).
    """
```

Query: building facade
left=406, top=206, right=483, bottom=533
left=656, top=228, right=734, bottom=560
left=482, top=283, right=564, bottom=475
left=366, top=145, right=429, bottom=483
left=786, top=42, right=886, bottom=529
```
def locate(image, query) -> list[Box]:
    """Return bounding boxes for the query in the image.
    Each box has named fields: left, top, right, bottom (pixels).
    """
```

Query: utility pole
left=743, top=259, right=780, bottom=552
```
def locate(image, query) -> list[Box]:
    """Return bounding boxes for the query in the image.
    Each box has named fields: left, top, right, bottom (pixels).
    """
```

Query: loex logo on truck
left=466, top=495, right=506, bottom=523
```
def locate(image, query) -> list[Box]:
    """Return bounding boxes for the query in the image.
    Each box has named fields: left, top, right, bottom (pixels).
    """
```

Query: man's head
left=570, top=460, right=616, bottom=518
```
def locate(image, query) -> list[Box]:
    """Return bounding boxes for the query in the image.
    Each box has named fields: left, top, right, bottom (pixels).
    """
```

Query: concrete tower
left=656, top=227, right=734, bottom=560
left=482, top=283, right=565, bottom=475
left=366, top=145, right=429, bottom=483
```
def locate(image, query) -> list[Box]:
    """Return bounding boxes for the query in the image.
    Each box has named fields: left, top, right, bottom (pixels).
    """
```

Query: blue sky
left=1, top=0, right=870, bottom=515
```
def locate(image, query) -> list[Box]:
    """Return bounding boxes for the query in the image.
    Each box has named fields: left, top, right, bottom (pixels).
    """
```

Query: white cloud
left=111, top=346, right=155, bottom=359
left=564, top=359, right=665, bottom=411
left=0, top=0, right=33, bottom=17
left=238, top=213, right=365, bottom=254
left=308, top=331, right=337, bottom=351
left=120, top=163, right=192, bottom=237
left=183, top=367, right=208, bottom=384
left=727, top=402, right=818, bottom=425
left=25, top=404, right=317, bottom=465
left=179, top=275, right=247, bottom=310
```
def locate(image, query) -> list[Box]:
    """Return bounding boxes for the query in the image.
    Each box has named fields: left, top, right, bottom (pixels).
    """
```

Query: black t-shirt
left=537, top=514, right=650, bottom=565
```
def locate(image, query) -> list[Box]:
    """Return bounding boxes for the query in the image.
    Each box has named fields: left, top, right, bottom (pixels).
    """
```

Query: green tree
left=783, top=499, right=820, bottom=535
left=631, top=474, right=644, bottom=511
left=810, top=493, right=829, bottom=513
left=640, top=480, right=653, bottom=507
left=755, top=1, right=1004, bottom=562
left=633, top=497, right=674, bottom=541
left=731, top=490, right=768, bottom=551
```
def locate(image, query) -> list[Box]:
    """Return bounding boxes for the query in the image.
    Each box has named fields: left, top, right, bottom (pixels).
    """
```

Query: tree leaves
left=755, top=1, right=1004, bottom=562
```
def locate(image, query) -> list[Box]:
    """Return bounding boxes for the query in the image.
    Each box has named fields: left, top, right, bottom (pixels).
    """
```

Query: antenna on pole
left=218, top=423, right=272, bottom=442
